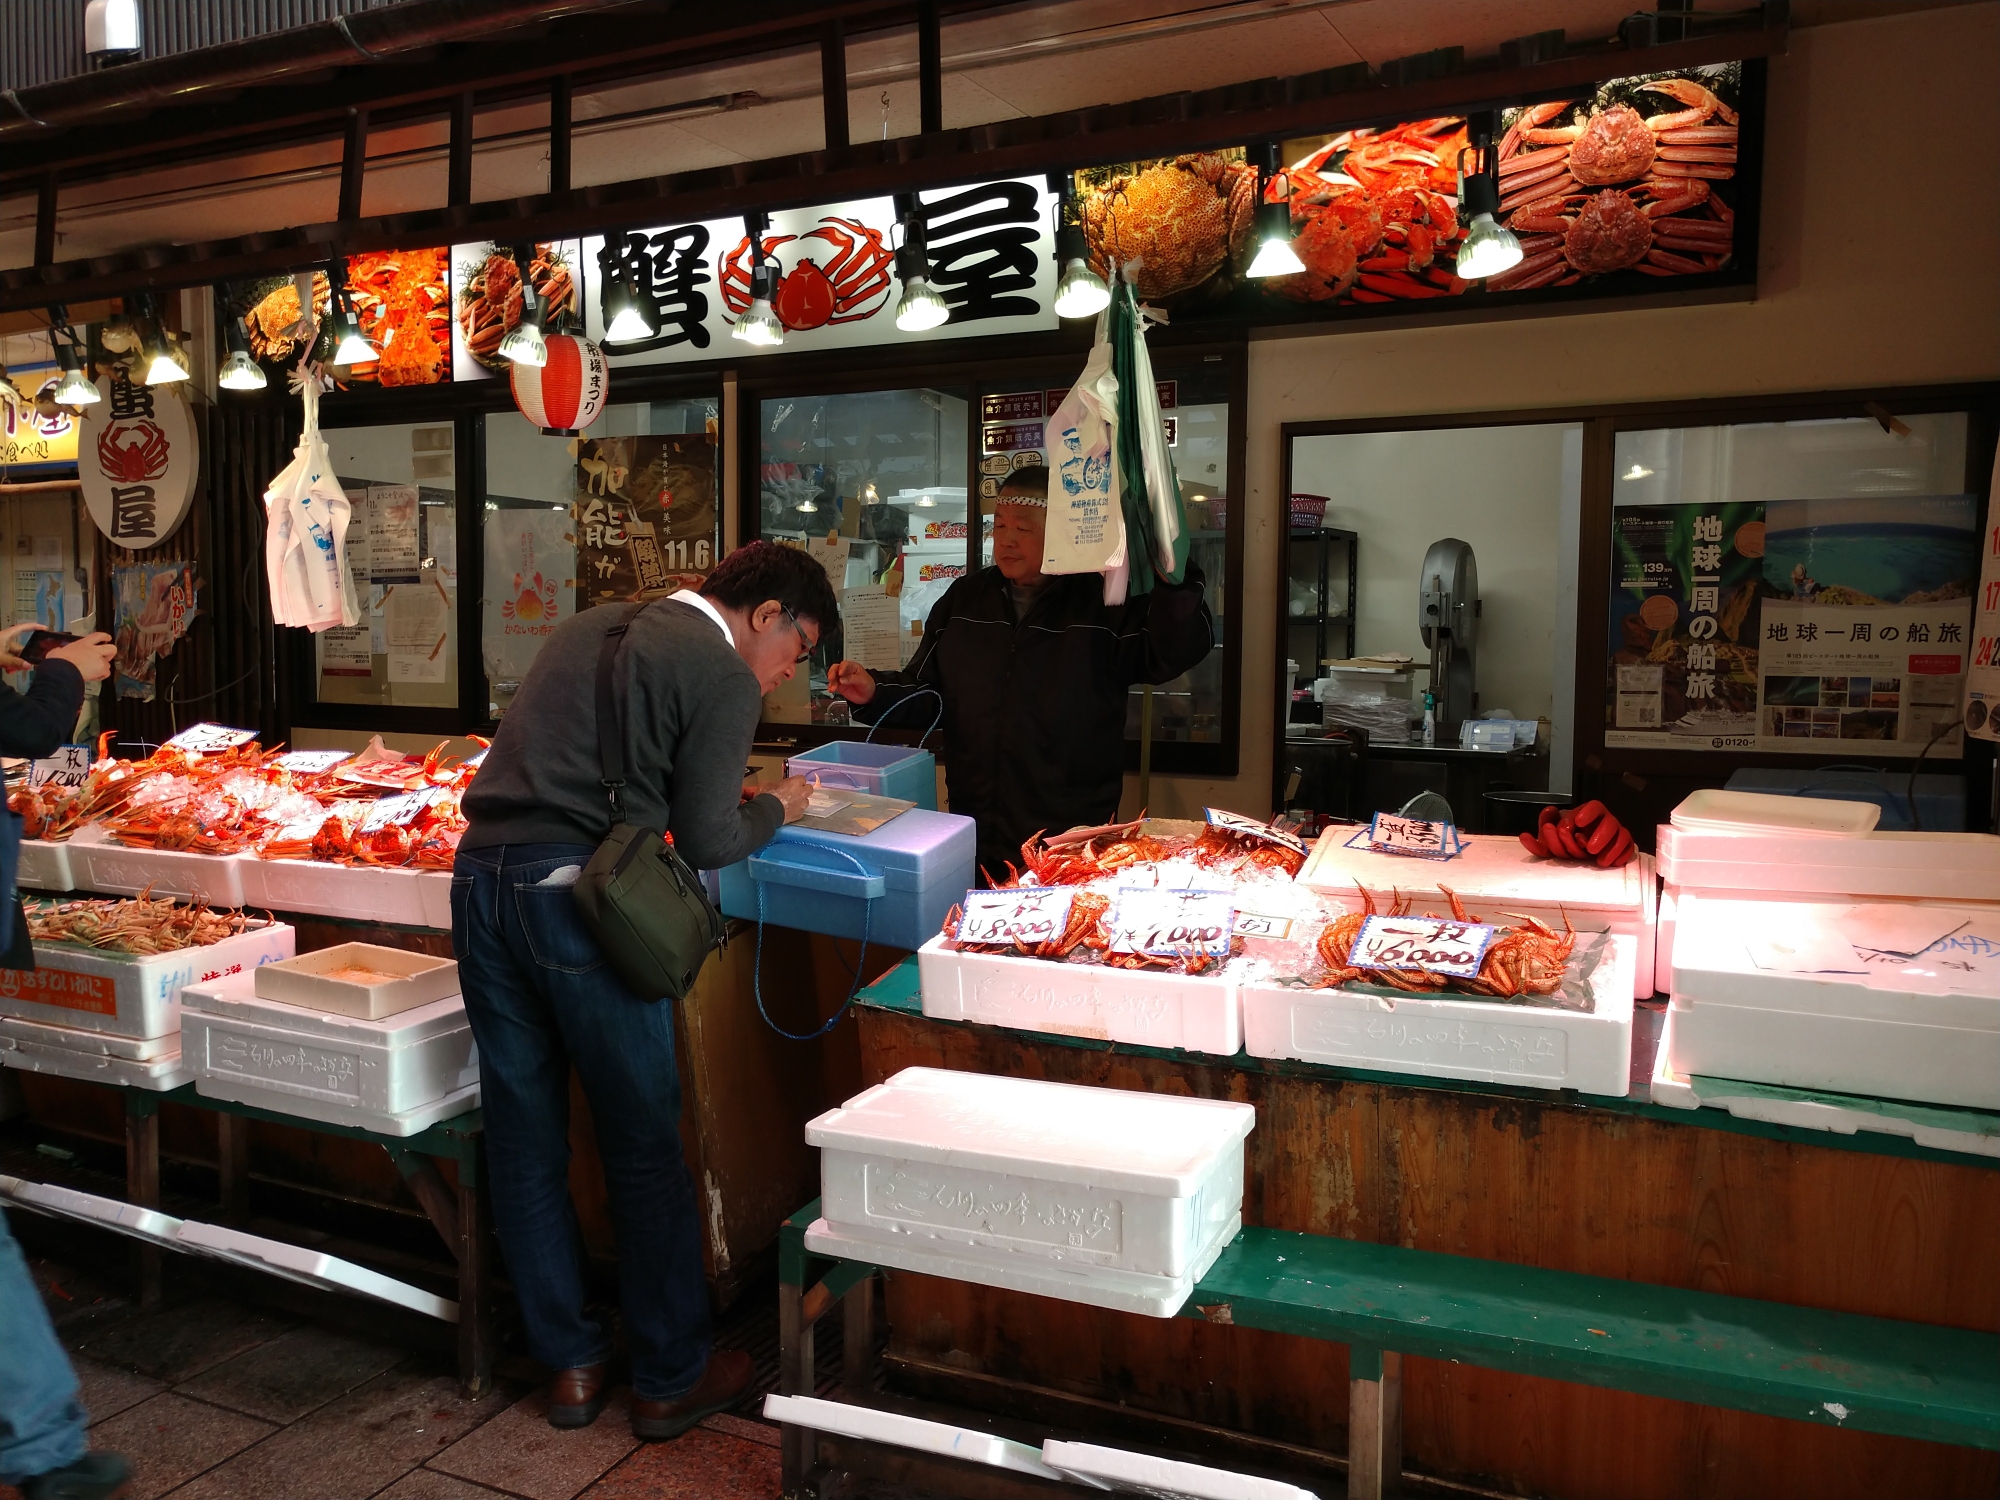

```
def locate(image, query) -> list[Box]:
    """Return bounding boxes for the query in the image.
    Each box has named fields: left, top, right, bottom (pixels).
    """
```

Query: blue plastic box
left=785, top=742, right=938, bottom=811
left=1723, top=767, right=1965, bottom=832
left=716, top=809, right=975, bottom=950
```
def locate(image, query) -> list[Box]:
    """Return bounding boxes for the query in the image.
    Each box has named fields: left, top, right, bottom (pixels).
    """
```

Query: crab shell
left=1081, top=153, right=1258, bottom=301
left=1565, top=190, right=1654, bottom=274
left=1568, top=105, right=1657, bottom=186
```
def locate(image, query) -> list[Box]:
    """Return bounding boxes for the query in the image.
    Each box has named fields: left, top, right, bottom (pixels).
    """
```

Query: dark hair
left=999, top=464, right=1049, bottom=498
left=701, top=540, right=841, bottom=631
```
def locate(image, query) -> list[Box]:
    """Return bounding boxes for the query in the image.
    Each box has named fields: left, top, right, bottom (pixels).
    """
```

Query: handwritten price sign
left=1351, top=915, right=1495, bottom=977
left=29, top=745, right=91, bottom=789
left=1232, top=910, right=1295, bottom=940
left=957, top=887, right=1075, bottom=947
left=1108, top=886, right=1235, bottom=957
left=358, top=790, right=438, bottom=833
left=1365, top=812, right=1462, bottom=859
left=163, top=722, right=258, bottom=754
left=272, top=750, right=352, bottom=774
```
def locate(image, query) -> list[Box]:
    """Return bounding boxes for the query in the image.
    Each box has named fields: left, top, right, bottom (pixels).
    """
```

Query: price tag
left=28, top=745, right=91, bottom=789
left=1108, top=886, right=1234, bottom=957
left=358, top=791, right=434, bottom=833
left=1205, top=807, right=1306, bottom=855
left=1232, top=910, right=1294, bottom=940
left=1350, top=914, right=1495, bottom=978
left=163, top=723, right=258, bottom=754
left=956, top=887, right=1075, bottom=947
left=273, top=750, right=352, bottom=774
left=1365, top=812, right=1461, bottom=859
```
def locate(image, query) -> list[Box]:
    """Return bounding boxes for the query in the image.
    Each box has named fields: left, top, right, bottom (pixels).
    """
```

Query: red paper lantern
left=509, top=333, right=608, bottom=436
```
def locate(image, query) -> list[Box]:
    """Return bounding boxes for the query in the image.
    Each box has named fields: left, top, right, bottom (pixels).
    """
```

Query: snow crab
left=1495, top=180, right=1725, bottom=287
left=1079, top=153, right=1260, bottom=301
left=1499, top=79, right=1738, bottom=209
left=1192, top=825, right=1304, bottom=878
left=1315, top=884, right=1576, bottom=998
left=459, top=245, right=576, bottom=370
left=719, top=218, right=895, bottom=332
left=1004, top=820, right=1184, bottom=887
left=1269, top=120, right=1468, bottom=303
left=943, top=891, right=1112, bottom=958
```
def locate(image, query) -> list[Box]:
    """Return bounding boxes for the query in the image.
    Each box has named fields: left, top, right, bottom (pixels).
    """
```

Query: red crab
left=718, top=218, right=895, bottom=332
left=97, top=421, right=171, bottom=483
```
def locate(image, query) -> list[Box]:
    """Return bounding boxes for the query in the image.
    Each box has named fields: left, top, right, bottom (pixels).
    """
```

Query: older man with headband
left=828, top=465, right=1212, bottom=880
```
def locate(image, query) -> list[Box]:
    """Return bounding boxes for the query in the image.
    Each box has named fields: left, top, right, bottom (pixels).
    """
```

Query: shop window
left=481, top=398, right=719, bottom=718
left=757, top=387, right=970, bottom=722
left=313, top=422, right=460, bottom=710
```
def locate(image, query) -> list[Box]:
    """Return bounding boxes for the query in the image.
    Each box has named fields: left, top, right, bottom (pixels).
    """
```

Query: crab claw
left=1640, top=77, right=1738, bottom=129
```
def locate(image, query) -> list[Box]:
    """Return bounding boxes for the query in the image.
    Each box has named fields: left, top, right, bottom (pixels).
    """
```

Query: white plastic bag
left=1039, top=336, right=1124, bottom=578
left=263, top=381, right=359, bottom=632
left=1129, top=305, right=1183, bottom=580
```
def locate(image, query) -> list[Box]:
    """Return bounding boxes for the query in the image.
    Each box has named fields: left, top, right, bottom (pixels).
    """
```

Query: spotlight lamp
left=218, top=297, right=267, bottom=391
left=1048, top=173, right=1110, bottom=319
left=135, top=294, right=188, bottom=385
left=49, top=310, right=101, bottom=405
left=323, top=264, right=374, bottom=367
left=732, top=213, right=786, bottom=348
left=499, top=292, right=548, bottom=366
left=892, top=196, right=950, bottom=333
left=1246, top=141, right=1305, bottom=279
left=1454, top=110, right=1523, bottom=281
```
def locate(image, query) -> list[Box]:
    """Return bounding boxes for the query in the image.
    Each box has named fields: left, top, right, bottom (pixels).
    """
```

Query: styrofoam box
left=1241, top=934, right=1636, bottom=1097
left=808, top=1067, right=1253, bottom=1282
left=69, top=824, right=247, bottom=906
left=1668, top=895, right=2000, bottom=1109
left=916, top=935, right=1241, bottom=1055
left=1043, top=1440, right=1318, bottom=1500
left=1299, top=831, right=1657, bottom=999
left=1656, top=823, right=2000, bottom=903
left=1, top=1036, right=193, bottom=1090
left=193, top=1071, right=478, bottom=1137
left=417, top=870, right=453, bottom=931
left=237, top=857, right=426, bottom=926
left=182, top=972, right=476, bottom=1118
left=254, top=943, right=459, bottom=1020
left=17, top=839, right=77, bottom=892
left=0, top=1014, right=180, bottom=1061
left=0, top=921, right=295, bottom=1040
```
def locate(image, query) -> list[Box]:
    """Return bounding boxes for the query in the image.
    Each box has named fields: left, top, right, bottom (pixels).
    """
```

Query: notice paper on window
left=367, top=485, right=423, bottom=582
left=384, top=581, right=450, bottom=683
left=841, top=586, right=903, bottom=671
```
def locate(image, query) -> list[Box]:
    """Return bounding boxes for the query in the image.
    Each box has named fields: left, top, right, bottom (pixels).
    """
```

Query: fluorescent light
left=1246, top=198, right=1303, bottom=279
left=1622, top=463, right=1654, bottom=481
left=1454, top=212, right=1522, bottom=279
left=1053, top=257, right=1110, bottom=318
left=218, top=349, right=267, bottom=390
left=53, top=344, right=101, bottom=405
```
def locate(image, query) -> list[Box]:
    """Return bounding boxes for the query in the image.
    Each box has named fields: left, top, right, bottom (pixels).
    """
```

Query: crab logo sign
left=79, top=377, right=197, bottom=549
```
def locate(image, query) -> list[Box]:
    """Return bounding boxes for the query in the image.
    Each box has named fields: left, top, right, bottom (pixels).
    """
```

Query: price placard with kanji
left=163, top=723, right=257, bottom=754
left=1108, top=886, right=1234, bottom=957
left=358, top=791, right=436, bottom=833
left=1350, top=915, right=1495, bottom=978
left=956, top=887, right=1075, bottom=947
left=1205, top=807, right=1306, bottom=855
left=28, top=746, right=91, bottom=789
left=1363, top=813, right=1462, bottom=859
left=273, top=750, right=352, bottom=774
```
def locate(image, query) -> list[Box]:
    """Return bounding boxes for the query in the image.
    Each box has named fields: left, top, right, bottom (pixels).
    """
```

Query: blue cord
left=864, top=687, right=943, bottom=747
left=752, top=843, right=874, bottom=1040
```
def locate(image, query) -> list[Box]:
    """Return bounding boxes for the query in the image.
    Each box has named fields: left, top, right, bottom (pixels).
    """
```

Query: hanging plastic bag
left=1127, top=296, right=1187, bottom=585
left=263, top=380, right=359, bottom=632
left=1107, top=278, right=1189, bottom=598
left=1039, top=323, right=1124, bottom=579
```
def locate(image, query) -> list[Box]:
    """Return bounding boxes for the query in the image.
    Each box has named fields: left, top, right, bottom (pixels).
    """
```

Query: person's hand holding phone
left=0, top=623, right=41, bottom=673
left=46, top=632, right=117, bottom=683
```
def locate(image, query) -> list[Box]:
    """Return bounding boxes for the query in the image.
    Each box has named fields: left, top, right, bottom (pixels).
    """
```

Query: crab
left=96, top=421, right=171, bottom=484
left=718, top=218, right=895, bottom=332
left=1079, top=153, right=1259, bottom=301
left=1494, top=180, right=1721, bottom=288
left=1498, top=79, right=1739, bottom=215
left=243, top=277, right=330, bottom=363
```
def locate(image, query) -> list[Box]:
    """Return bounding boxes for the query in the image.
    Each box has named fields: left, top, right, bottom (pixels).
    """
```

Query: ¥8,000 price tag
left=1351, top=914, right=1495, bottom=978
left=1109, top=887, right=1235, bottom=957
left=957, top=887, right=1075, bottom=947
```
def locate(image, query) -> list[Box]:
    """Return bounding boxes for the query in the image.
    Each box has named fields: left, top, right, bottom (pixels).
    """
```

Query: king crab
left=718, top=218, right=895, bottom=332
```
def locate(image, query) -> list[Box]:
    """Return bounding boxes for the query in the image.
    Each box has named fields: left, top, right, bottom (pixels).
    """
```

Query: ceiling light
left=893, top=206, right=950, bottom=333
left=218, top=306, right=266, bottom=391
left=330, top=308, right=374, bottom=367
left=733, top=262, right=785, bottom=347
left=52, top=341, right=101, bottom=405
left=1054, top=254, right=1110, bottom=319
left=142, top=328, right=188, bottom=385
left=1622, top=463, right=1654, bottom=481
left=597, top=243, right=658, bottom=344
left=798, top=495, right=818, bottom=514
left=1454, top=111, right=1523, bottom=280
left=1247, top=143, right=1304, bottom=279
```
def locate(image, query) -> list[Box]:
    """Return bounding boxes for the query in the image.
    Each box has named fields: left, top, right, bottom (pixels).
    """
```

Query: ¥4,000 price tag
left=1351, top=914, right=1495, bottom=978
left=1109, top=886, right=1234, bottom=957
left=957, top=887, right=1075, bottom=947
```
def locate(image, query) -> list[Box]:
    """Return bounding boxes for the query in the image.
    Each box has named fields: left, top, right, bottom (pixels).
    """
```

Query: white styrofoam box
left=417, top=870, right=453, bottom=931
left=802, top=1211, right=1237, bottom=1319
left=1650, top=1008, right=1999, bottom=1159
left=1241, top=934, right=1636, bottom=1097
left=1656, top=823, right=2000, bottom=903
left=1669, top=896, right=2000, bottom=1109
left=811, top=1067, right=1252, bottom=1280
left=0, top=1014, right=180, bottom=1061
left=182, top=972, right=476, bottom=1118
left=254, top=943, right=459, bottom=1019
left=1656, top=885, right=1679, bottom=998
left=1, top=1035, right=193, bottom=1090
left=238, top=856, right=426, bottom=926
left=17, top=839, right=77, bottom=893
left=191, top=1072, right=478, bottom=1137
left=1671, top=788, right=1879, bottom=834
left=1043, top=1441, right=1319, bottom=1500
left=1299, top=831, right=1656, bottom=999
left=916, top=935, right=1241, bottom=1055
left=0, top=921, right=294, bottom=1040
left=761, top=1395, right=1086, bottom=1485
left=69, top=825, right=248, bottom=906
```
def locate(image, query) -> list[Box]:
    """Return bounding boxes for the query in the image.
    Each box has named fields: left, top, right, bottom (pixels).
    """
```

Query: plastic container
left=716, top=809, right=975, bottom=951
left=916, top=935, right=1241, bottom=1055
left=68, top=826, right=248, bottom=906
left=1241, top=934, right=1637, bottom=1097
left=253, top=943, right=459, bottom=1020
left=1655, top=826, right=2000, bottom=903
left=1287, top=494, right=1328, bottom=528
left=1667, top=895, right=2000, bottom=1109
left=1670, top=788, right=1879, bottom=835
left=16, top=840, right=76, bottom=893
left=0, top=1014, right=180, bottom=1062
left=0, top=1036, right=192, bottom=1090
left=806, top=1068, right=1252, bottom=1316
left=786, top=742, right=938, bottom=811
left=0, top=921, right=295, bottom=1040
left=1725, top=766, right=1965, bottom=833
left=761, top=1396, right=1065, bottom=1483
left=182, top=973, right=477, bottom=1120
left=238, top=857, right=427, bottom=926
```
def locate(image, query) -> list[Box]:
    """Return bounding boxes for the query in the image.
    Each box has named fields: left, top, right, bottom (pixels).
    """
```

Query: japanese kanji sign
left=78, top=378, right=198, bottom=549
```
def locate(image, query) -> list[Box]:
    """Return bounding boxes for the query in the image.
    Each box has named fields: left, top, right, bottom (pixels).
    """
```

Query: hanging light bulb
left=1049, top=178, right=1110, bottom=319
left=217, top=302, right=267, bottom=391
left=499, top=281, right=548, bottom=367
left=1246, top=142, right=1305, bottom=279
left=797, top=494, right=818, bottom=514
left=143, top=326, right=188, bottom=385
left=892, top=200, right=949, bottom=333
left=1454, top=111, right=1523, bottom=281
left=51, top=340, right=101, bottom=406
left=732, top=213, right=786, bottom=347
left=597, top=243, right=659, bottom=344
left=330, top=307, right=374, bottom=367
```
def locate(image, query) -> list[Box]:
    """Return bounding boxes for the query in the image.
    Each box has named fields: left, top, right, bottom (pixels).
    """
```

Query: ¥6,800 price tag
left=1350, top=915, right=1495, bottom=978
left=1109, top=886, right=1235, bottom=957
left=957, top=887, right=1075, bottom=947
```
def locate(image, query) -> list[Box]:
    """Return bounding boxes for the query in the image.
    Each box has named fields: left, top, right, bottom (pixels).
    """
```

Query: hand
left=826, top=660, right=876, bottom=705
left=48, top=632, right=117, bottom=684
left=767, top=775, right=814, bottom=824
left=0, top=623, right=39, bottom=673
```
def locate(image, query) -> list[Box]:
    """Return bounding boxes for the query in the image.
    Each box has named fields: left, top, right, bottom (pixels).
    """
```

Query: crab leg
left=1499, top=101, right=1572, bottom=161
left=1357, top=271, right=1451, bottom=299
left=1487, top=253, right=1566, bottom=291
left=1645, top=247, right=1713, bottom=274
left=1498, top=145, right=1571, bottom=180
left=1649, top=161, right=1737, bottom=179
left=1658, top=126, right=1738, bottom=144
left=1657, top=146, right=1738, bottom=164
left=1501, top=174, right=1577, bottom=215
left=1641, top=78, right=1739, bottom=128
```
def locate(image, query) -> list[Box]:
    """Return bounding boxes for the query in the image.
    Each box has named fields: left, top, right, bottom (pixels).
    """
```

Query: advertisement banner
left=573, top=433, right=717, bottom=607
left=1757, top=599, right=1967, bottom=751
left=1, top=363, right=80, bottom=471
left=1964, top=448, right=2000, bottom=742
left=483, top=509, right=575, bottom=693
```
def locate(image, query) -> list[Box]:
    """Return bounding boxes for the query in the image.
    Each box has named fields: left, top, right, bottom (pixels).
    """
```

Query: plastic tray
left=787, top=742, right=938, bottom=811
left=253, top=943, right=459, bottom=1019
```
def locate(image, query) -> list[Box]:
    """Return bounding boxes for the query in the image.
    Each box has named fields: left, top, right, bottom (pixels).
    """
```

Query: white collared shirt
left=669, top=588, right=735, bottom=647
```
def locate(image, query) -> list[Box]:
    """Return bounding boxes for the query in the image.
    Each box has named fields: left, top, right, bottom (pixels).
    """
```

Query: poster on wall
left=450, top=240, right=584, bottom=381
left=574, top=433, right=717, bottom=606
left=1965, top=450, right=2000, bottom=742
left=111, top=561, right=196, bottom=701
left=227, top=249, right=452, bottom=387
left=484, top=509, right=575, bottom=693
left=1, top=363, right=80, bottom=471
left=580, top=177, right=1060, bottom=365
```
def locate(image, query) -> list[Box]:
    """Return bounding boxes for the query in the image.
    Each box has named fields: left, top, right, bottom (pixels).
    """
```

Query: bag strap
left=594, top=604, right=647, bottom=827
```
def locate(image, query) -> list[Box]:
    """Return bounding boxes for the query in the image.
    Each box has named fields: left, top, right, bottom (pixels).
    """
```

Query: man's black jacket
left=856, top=564, right=1213, bottom=879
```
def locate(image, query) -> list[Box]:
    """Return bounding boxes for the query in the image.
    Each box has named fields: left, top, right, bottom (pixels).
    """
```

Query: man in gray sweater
left=455, top=541, right=832, bottom=1441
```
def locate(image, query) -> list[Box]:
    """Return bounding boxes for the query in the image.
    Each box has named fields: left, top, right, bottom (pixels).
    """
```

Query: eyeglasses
left=782, top=606, right=815, bottom=664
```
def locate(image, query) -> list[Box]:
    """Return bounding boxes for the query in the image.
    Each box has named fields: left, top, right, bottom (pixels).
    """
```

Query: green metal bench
left=778, top=1201, right=2000, bottom=1498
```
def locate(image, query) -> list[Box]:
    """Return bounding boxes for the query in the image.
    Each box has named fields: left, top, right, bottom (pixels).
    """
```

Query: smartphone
left=20, top=631, right=80, bottom=665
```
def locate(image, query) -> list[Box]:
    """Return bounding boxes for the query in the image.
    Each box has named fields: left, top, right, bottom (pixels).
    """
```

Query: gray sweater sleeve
left=665, top=667, right=785, bottom=870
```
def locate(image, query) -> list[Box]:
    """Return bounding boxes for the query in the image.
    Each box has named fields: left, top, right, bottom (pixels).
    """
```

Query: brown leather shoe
left=630, top=1348, right=756, bottom=1441
left=546, top=1363, right=608, bottom=1428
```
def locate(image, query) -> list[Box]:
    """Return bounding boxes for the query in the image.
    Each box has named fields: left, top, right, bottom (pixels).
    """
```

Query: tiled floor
left=2, top=1247, right=783, bottom=1500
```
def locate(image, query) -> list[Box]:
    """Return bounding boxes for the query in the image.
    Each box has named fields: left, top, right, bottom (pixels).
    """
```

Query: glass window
left=758, top=388, right=970, bottom=721
left=315, top=422, right=459, bottom=709
left=481, top=399, right=718, bottom=717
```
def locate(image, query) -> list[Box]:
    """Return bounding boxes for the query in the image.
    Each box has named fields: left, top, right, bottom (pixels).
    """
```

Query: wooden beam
left=338, top=106, right=369, bottom=222
left=448, top=91, right=475, bottom=208
left=34, top=171, right=58, bottom=266
left=918, top=1, right=942, bottom=134
left=549, top=75, right=572, bottom=196
left=822, top=17, right=849, bottom=151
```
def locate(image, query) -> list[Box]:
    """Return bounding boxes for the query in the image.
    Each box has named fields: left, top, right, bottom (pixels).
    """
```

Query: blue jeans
left=452, top=843, right=710, bottom=1400
left=0, top=1208, right=87, bottom=1485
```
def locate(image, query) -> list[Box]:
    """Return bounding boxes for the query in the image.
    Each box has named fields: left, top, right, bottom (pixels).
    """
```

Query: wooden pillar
left=338, top=107, right=369, bottom=221
left=549, top=75, right=573, bottom=195
left=449, top=91, right=476, bottom=208
left=820, top=19, right=849, bottom=151
left=917, top=1, right=943, bottom=134
left=217, top=1114, right=250, bottom=1224
left=841, top=1272, right=876, bottom=1394
left=1347, top=1346, right=1403, bottom=1499
left=123, top=1093, right=161, bottom=1308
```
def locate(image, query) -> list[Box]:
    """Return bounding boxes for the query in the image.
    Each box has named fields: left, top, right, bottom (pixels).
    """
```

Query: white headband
left=995, top=493, right=1047, bottom=508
